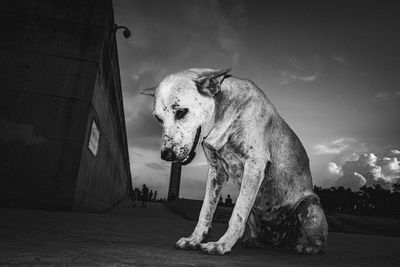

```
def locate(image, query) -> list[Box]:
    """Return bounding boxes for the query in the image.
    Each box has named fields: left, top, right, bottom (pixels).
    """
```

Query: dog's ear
left=140, top=87, right=157, bottom=97
left=194, top=68, right=231, bottom=97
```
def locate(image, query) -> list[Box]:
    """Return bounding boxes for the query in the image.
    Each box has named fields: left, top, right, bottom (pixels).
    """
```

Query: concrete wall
left=73, top=17, right=132, bottom=210
left=0, top=0, right=131, bottom=211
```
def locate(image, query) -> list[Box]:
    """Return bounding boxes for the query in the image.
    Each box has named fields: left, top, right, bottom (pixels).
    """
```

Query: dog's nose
left=161, top=148, right=176, bottom=161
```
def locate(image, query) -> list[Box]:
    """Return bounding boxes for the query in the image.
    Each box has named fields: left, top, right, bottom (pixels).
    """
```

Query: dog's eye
left=154, top=115, right=163, bottom=124
left=175, top=108, right=189, bottom=120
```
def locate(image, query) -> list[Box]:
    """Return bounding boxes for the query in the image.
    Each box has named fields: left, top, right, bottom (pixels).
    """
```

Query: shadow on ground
left=1, top=201, right=399, bottom=266
left=168, top=199, right=400, bottom=237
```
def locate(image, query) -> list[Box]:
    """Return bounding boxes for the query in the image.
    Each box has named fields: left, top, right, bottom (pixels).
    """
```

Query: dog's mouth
left=178, top=127, right=201, bottom=166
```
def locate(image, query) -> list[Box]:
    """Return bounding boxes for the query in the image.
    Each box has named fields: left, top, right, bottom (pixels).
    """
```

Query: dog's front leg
left=176, top=165, right=226, bottom=250
left=199, top=158, right=266, bottom=255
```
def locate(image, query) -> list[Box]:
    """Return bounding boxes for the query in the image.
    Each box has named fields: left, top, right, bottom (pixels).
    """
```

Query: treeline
left=315, top=184, right=400, bottom=218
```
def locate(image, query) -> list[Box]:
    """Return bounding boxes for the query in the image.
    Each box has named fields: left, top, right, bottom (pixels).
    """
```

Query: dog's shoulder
left=223, top=76, right=259, bottom=94
left=222, top=76, right=274, bottom=107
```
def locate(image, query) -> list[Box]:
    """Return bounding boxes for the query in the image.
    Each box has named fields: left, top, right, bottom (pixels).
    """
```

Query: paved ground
left=1, top=202, right=399, bottom=266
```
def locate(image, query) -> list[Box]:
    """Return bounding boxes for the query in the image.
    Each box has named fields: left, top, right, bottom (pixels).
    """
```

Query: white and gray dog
left=141, top=68, right=328, bottom=255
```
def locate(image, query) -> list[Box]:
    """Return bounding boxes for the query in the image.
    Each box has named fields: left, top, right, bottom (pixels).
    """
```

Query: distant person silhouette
left=129, top=187, right=139, bottom=208
left=153, top=190, right=158, bottom=201
left=128, top=186, right=135, bottom=203
left=134, top=187, right=141, bottom=202
left=218, top=196, right=224, bottom=206
left=148, top=190, right=153, bottom=203
left=141, top=184, right=149, bottom=208
left=225, top=195, right=233, bottom=207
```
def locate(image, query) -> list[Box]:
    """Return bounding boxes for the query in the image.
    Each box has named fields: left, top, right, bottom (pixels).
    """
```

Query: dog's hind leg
left=241, top=211, right=265, bottom=248
left=291, top=194, right=328, bottom=254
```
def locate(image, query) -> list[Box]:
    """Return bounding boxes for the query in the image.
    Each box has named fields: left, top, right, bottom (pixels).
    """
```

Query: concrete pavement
left=1, top=201, right=399, bottom=266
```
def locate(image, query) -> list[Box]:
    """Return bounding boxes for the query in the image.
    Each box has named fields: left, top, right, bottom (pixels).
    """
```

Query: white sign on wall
left=88, top=120, right=99, bottom=156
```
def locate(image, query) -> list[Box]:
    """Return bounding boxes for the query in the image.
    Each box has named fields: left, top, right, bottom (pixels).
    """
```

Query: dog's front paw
left=175, top=236, right=202, bottom=250
left=199, top=242, right=231, bottom=255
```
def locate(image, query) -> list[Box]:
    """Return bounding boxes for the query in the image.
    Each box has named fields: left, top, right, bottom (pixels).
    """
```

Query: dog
left=141, top=68, right=328, bottom=255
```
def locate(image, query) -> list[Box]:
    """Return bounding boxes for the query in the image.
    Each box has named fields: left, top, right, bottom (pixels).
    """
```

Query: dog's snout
left=161, top=148, right=176, bottom=161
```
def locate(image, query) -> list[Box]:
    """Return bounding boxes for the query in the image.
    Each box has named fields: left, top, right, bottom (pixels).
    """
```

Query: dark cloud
left=125, top=100, right=161, bottom=142
left=115, top=0, right=246, bottom=93
left=124, top=67, right=167, bottom=99
left=124, top=96, right=161, bottom=150
left=145, top=162, right=169, bottom=171
left=117, top=0, right=248, bottom=147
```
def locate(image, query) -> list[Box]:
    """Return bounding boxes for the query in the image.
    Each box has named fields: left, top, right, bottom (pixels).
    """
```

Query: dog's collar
left=179, top=126, right=201, bottom=165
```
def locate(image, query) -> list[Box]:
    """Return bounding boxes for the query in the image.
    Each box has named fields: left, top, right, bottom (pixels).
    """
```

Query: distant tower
left=168, top=162, right=182, bottom=201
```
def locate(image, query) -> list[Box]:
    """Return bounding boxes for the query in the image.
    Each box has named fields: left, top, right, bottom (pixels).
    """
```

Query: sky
left=113, top=0, right=400, bottom=200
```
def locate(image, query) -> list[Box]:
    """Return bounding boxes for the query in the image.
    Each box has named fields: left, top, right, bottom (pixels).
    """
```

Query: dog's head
left=141, top=68, right=231, bottom=165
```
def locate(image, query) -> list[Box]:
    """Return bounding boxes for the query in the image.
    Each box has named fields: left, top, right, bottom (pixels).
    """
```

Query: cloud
left=328, top=150, right=400, bottom=191
left=278, top=71, right=319, bottom=85
left=376, top=92, right=390, bottom=99
left=391, top=149, right=400, bottom=155
left=278, top=55, right=322, bottom=85
left=126, top=100, right=161, bottom=138
left=145, top=162, right=169, bottom=171
left=335, top=171, right=366, bottom=190
left=331, top=53, right=349, bottom=66
left=313, top=137, right=364, bottom=156
left=319, top=139, right=400, bottom=190
left=376, top=91, right=400, bottom=100
left=328, top=162, right=342, bottom=176
left=232, top=52, right=241, bottom=67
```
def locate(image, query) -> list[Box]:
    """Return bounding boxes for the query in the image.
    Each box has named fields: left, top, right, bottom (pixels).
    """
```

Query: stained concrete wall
left=73, top=15, right=132, bottom=211
left=0, top=0, right=131, bottom=211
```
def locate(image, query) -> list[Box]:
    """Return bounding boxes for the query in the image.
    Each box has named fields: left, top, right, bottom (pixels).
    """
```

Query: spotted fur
left=142, top=68, right=328, bottom=255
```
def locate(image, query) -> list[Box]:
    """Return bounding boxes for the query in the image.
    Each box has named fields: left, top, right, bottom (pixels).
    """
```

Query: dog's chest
left=217, top=146, right=244, bottom=186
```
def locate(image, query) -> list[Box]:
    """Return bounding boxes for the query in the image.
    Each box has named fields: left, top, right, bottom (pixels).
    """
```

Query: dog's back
left=218, top=76, right=314, bottom=204
left=219, top=76, right=327, bottom=253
